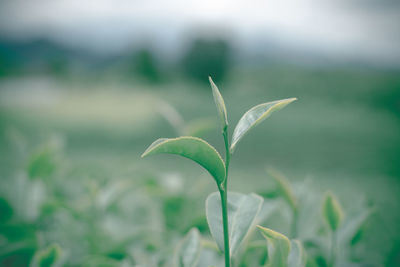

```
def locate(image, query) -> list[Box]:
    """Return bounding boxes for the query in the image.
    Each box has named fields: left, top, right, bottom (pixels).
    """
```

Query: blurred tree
left=0, top=43, right=19, bottom=78
left=181, top=38, right=231, bottom=84
left=0, top=53, right=7, bottom=77
left=132, top=49, right=161, bottom=83
left=47, top=56, right=69, bottom=78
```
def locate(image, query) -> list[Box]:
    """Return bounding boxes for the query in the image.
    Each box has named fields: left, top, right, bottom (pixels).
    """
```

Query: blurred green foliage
left=0, top=62, right=399, bottom=266
left=30, top=244, right=62, bottom=267
left=181, top=38, right=231, bottom=83
left=27, top=147, right=57, bottom=180
left=131, top=49, right=162, bottom=83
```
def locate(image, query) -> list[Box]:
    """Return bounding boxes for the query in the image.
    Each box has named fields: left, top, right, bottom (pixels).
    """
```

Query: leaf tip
left=141, top=138, right=169, bottom=159
left=141, top=145, right=153, bottom=158
left=322, top=191, right=344, bottom=231
left=283, top=97, right=297, bottom=105
left=256, top=225, right=290, bottom=242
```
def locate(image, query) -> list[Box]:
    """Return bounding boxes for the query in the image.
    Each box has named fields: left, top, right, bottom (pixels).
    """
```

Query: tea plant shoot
left=142, top=76, right=297, bottom=267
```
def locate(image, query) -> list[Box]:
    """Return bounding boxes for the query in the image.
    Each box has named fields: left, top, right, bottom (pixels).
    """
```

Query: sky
left=0, top=0, right=399, bottom=66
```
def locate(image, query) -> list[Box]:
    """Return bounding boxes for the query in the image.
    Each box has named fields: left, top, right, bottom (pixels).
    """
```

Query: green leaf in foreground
left=30, top=243, right=62, bottom=267
left=175, top=228, right=201, bottom=267
left=257, top=226, right=291, bottom=267
left=209, top=76, right=228, bottom=131
left=206, top=192, right=263, bottom=254
left=322, top=192, right=344, bottom=231
left=142, top=137, right=225, bottom=185
left=231, top=98, right=297, bottom=152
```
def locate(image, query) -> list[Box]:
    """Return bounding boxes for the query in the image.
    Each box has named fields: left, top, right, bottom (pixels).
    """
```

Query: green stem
left=220, top=126, right=231, bottom=267
left=223, top=128, right=231, bottom=179
left=330, top=230, right=337, bottom=267
left=220, top=188, right=230, bottom=267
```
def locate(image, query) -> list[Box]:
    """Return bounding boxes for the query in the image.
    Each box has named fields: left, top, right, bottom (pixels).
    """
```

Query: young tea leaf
left=142, top=137, right=226, bottom=185
left=206, top=191, right=263, bottom=255
left=30, top=243, right=62, bottom=267
left=267, top=168, right=298, bottom=212
left=257, top=226, right=291, bottom=267
left=209, top=76, right=228, bottom=131
left=287, top=240, right=306, bottom=267
left=231, top=98, right=297, bottom=152
left=338, top=208, right=371, bottom=246
left=322, top=192, right=344, bottom=231
left=175, top=228, right=201, bottom=267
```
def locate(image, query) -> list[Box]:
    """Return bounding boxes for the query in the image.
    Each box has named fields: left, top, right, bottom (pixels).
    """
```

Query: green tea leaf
left=257, top=226, right=291, bottom=267
left=338, top=208, right=371, bottom=246
left=30, top=244, right=62, bottom=267
left=266, top=168, right=298, bottom=212
left=231, top=98, right=297, bottom=152
left=142, top=137, right=225, bottom=185
left=322, top=192, right=344, bottom=231
left=175, top=228, right=201, bottom=267
left=209, top=76, right=228, bottom=131
left=206, top=191, right=263, bottom=255
left=288, top=240, right=306, bottom=267
left=197, top=246, right=224, bottom=267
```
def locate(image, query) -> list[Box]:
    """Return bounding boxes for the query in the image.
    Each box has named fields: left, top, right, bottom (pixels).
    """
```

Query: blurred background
left=0, top=0, right=399, bottom=266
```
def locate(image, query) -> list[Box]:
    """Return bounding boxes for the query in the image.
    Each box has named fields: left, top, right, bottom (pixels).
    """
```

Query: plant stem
left=330, top=230, right=337, bottom=267
left=220, top=127, right=231, bottom=267
left=223, top=128, right=231, bottom=177
left=220, top=188, right=230, bottom=267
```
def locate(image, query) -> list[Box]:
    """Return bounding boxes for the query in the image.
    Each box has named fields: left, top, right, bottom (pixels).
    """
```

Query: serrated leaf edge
left=231, top=97, right=297, bottom=152
left=141, top=136, right=226, bottom=185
